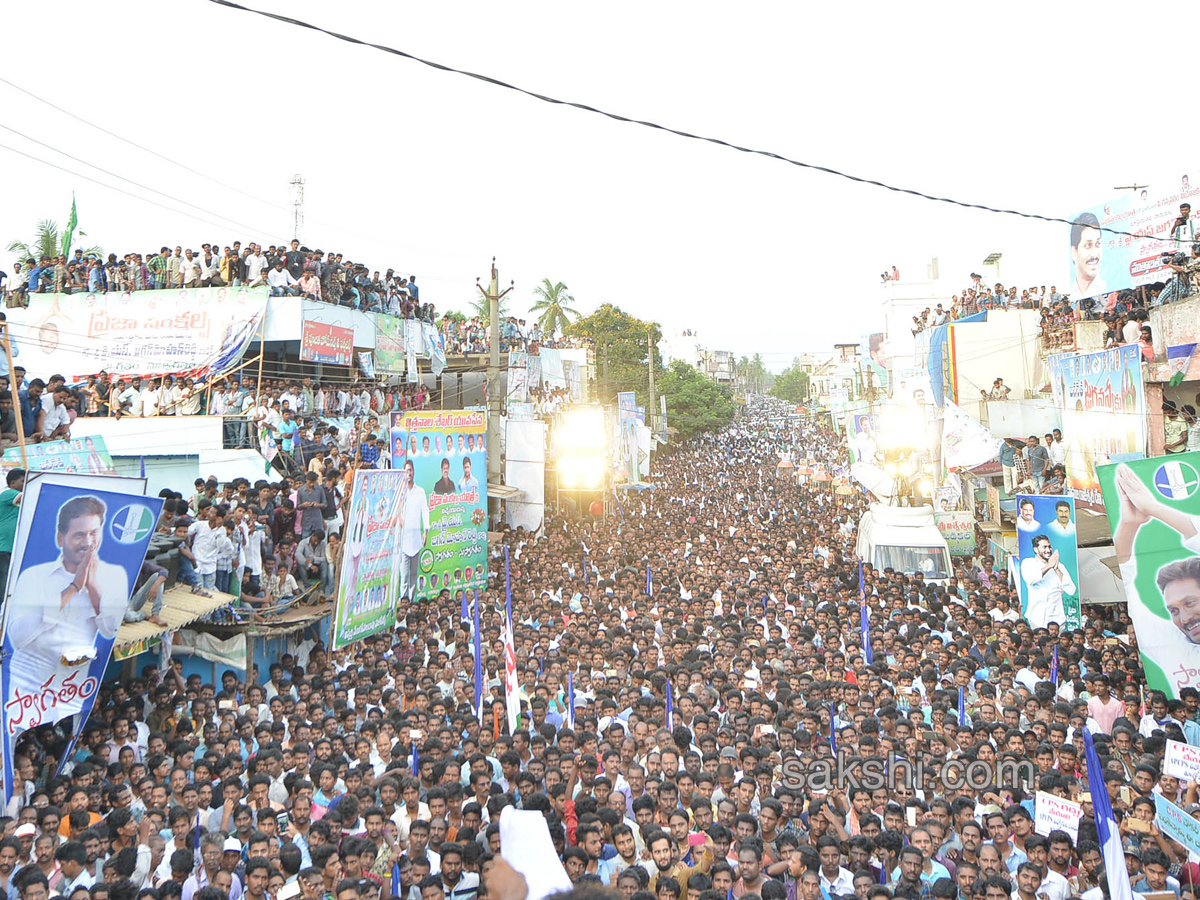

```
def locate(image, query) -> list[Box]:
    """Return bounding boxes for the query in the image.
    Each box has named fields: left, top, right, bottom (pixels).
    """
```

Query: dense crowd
left=0, top=395, right=1187, bottom=900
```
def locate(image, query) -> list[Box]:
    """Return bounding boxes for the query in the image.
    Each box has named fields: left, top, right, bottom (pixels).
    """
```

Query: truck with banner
left=1099, top=453, right=1200, bottom=698
left=397, top=409, right=488, bottom=603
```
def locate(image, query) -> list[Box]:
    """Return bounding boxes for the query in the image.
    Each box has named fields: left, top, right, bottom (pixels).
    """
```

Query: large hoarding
left=1067, top=178, right=1198, bottom=301
left=4, top=287, right=266, bottom=380
left=331, top=469, right=407, bottom=650
left=399, top=410, right=488, bottom=602
left=1047, top=345, right=1146, bottom=506
left=1014, top=494, right=1081, bottom=629
left=1099, top=455, right=1200, bottom=698
left=0, top=473, right=161, bottom=802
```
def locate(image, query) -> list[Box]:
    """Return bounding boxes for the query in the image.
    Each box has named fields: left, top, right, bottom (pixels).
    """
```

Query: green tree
left=567, top=303, right=659, bottom=402
left=658, top=360, right=736, bottom=442
left=770, top=358, right=811, bottom=404
left=7, top=218, right=100, bottom=263
left=469, top=289, right=510, bottom=326
left=529, top=279, right=580, bottom=337
left=737, top=353, right=771, bottom=395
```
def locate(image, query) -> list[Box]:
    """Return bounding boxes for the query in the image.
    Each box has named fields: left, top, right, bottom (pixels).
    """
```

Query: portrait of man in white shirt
left=7, top=494, right=130, bottom=718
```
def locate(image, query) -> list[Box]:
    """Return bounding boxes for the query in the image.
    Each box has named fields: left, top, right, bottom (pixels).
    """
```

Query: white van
left=855, top=503, right=952, bottom=585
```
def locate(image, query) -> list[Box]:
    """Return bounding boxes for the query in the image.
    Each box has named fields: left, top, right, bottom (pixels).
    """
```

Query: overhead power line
left=0, top=123, right=272, bottom=237
left=0, top=142, right=268, bottom=236
left=207, top=0, right=1153, bottom=242
left=0, top=75, right=290, bottom=214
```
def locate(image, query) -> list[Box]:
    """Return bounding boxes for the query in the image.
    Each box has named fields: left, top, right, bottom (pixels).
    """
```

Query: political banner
left=331, top=469, right=407, bottom=650
left=943, top=400, right=1002, bottom=469
left=1014, top=494, right=1081, bottom=630
left=421, top=322, right=446, bottom=377
left=374, top=314, right=406, bottom=374
left=935, top=511, right=976, bottom=556
left=0, top=472, right=161, bottom=803
left=399, top=410, right=488, bottom=602
left=358, top=352, right=375, bottom=380
left=1154, top=793, right=1200, bottom=858
left=405, top=319, right=420, bottom=383
left=846, top=413, right=879, bottom=465
left=1067, top=179, right=1198, bottom=301
left=1, top=436, right=116, bottom=476
left=1035, top=791, right=1083, bottom=841
left=300, top=320, right=354, bottom=367
left=526, top=355, right=542, bottom=392
left=390, top=412, right=407, bottom=468
left=4, top=287, right=266, bottom=380
left=1047, top=345, right=1146, bottom=506
left=1164, top=738, right=1200, bottom=782
left=540, top=349, right=565, bottom=390
left=1100, top=454, right=1200, bottom=698
left=507, top=352, right=528, bottom=403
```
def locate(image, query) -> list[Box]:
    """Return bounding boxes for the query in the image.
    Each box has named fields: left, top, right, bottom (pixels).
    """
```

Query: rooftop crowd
left=2, top=240, right=428, bottom=319
left=0, top=395, right=1188, bottom=900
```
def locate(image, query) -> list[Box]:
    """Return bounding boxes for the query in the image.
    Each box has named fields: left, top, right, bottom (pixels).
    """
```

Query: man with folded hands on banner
left=1020, top=534, right=1076, bottom=629
left=6, top=495, right=129, bottom=711
left=1112, top=464, right=1200, bottom=677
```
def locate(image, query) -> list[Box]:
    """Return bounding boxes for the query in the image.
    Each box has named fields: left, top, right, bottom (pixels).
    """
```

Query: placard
left=1035, top=791, right=1083, bottom=841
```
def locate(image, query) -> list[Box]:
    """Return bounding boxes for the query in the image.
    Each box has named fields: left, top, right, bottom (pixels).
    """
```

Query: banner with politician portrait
left=1014, top=494, right=1081, bottom=630
left=1099, top=454, right=1200, bottom=699
left=0, top=472, right=161, bottom=803
left=399, top=410, right=488, bottom=603
left=331, top=469, right=408, bottom=651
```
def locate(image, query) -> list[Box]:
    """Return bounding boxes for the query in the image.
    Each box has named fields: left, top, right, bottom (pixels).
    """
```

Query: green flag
left=61, top=195, right=78, bottom=258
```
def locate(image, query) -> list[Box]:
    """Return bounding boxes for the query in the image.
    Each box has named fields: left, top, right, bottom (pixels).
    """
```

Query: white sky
left=0, top=1, right=1185, bottom=372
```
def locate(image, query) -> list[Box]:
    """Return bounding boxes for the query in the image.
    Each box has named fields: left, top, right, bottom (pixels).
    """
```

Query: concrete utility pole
left=477, top=259, right=513, bottom=496
left=647, top=324, right=656, bottom=433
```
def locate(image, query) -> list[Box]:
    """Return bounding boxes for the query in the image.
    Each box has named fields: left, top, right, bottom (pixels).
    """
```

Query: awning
left=113, top=585, right=235, bottom=659
left=488, top=482, right=522, bottom=500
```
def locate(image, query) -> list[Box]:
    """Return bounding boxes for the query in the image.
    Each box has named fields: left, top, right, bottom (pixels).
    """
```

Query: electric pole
left=647, top=324, right=656, bottom=435
left=477, top=258, right=513, bottom=504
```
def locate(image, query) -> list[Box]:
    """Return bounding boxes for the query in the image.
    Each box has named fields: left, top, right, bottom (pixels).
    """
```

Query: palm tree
left=7, top=218, right=101, bottom=262
left=469, top=290, right=510, bottom=326
left=530, top=279, right=580, bottom=337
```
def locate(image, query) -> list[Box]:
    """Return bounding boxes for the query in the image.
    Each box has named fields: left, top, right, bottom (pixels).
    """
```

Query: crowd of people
left=0, top=394, right=1186, bottom=900
left=2, top=241, right=426, bottom=319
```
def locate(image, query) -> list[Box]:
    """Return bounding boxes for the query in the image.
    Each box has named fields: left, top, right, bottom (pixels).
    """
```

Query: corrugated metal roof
left=114, top=585, right=234, bottom=652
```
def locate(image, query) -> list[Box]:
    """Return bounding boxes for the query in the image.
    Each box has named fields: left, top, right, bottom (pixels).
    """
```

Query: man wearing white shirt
left=399, top=460, right=429, bottom=600
left=267, top=261, right=299, bottom=296
left=7, top=495, right=130, bottom=723
left=1020, top=535, right=1075, bottom=629
left=39, top=386, right=71, bottom=440
left=1046, top=500, right=1076, bottom=540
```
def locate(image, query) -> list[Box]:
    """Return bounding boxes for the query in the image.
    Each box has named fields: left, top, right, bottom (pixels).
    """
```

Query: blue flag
left=859, top=562, right=873, bottom=665
left=958, top=686, right=967, bottom=726
left=567, top=672, right=575, bottom=729
left=473, top=590, right=483, bottom=722
left=504, top=545, right=513, bottom=626
left=1084, top=727, right=1134, bottom=900
left=829, top=702, right=838, bottom=755
left=646, top=563, right=652, bottom=596
left=665, top=679, right=673, bottom=729
left=193, top=810, right=201, bottom=873
left=411, top=740, right=420, bottom=777
left=583, top=553, right=589, bottom=586
left=140, top=455, right=146, bottom=479
left=1050, top=645, right=1059, bottom=684
left=461, top=590, right=468, bottom=622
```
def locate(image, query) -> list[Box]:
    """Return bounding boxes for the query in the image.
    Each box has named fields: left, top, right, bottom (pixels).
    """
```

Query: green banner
left=331, top=469, right=408, bottom=649
left=375, top=314, right=406, bottom=374
left=399, top=409, right=488, bottom=603
left=1098, top=454, right=1200, bottom=698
